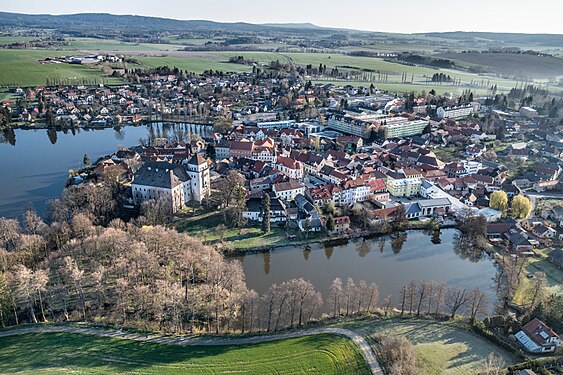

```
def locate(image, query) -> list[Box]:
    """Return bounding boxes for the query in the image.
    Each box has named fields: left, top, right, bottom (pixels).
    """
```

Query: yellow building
left=385, top=177, right=422, bottom=197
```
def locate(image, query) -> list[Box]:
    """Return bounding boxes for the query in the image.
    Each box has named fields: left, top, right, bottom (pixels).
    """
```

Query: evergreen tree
left=262, top=194, right=271, bottom=233
left=326, top=214, right=336, bottom=232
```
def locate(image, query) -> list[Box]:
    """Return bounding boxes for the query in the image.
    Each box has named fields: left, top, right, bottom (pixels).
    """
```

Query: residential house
left=533, top=225, right=556, bottom=239
left=515, top=318, right=560, bottom=353
left=243, top=195, right=287, bottom=223
left=331, top=216, right=351, bottom=234
left=272, top=179, right=306, bottom=201
left=275, top=156, right=304, bottom=180
left=509, top=232, right=534, bottom=253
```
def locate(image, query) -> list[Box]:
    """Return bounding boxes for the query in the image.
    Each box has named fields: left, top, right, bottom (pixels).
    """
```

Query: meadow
left=1, top=42, right=560, bottom=96
left=334, top=318, right=518, bottom=375
left=0, top=49, right=120, bottom=87
left=0, top=331, right=368, bottom=374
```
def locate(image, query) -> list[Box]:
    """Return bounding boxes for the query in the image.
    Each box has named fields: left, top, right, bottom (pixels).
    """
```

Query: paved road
left=0, top=325, right=383, bottom=374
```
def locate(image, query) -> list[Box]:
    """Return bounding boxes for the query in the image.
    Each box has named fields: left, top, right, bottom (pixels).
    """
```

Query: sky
left=1, top=0, right=562, bottom=34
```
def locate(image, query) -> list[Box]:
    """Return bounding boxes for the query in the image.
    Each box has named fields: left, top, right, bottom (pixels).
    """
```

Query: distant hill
left=261, top=22, right=323, bottom=30
left=0, top=12, right=336, bottom=35
left=419, top=31, right=563, bottom=47
left=0, top=12, right=561, bottom=47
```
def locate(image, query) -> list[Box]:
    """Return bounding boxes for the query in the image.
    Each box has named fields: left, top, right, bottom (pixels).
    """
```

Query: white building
left=515, top=318, right=560, bottom=353
left=257, top=120, right=295, bottom=129
left=275, top=156, right=304, bottom=180
left=520, top=107, right=538, bottom=118
left=382, top=119, right=429, bottom=139
left=272, top=180, right=306, bottom=201
left=132, top=156, right=210, bottom=213
left=132, top=162, right=192, bottom=212
left=437, top=104, right=474, bottom=119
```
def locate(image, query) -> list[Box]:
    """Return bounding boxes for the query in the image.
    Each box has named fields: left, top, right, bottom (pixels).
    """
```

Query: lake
left=237, top=229, right=498, bottom=310
left=0, top=123, right=211, bottom=219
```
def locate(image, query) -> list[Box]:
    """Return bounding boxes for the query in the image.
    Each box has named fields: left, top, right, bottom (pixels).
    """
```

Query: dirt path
left=0, top=325, right=383, bottom=374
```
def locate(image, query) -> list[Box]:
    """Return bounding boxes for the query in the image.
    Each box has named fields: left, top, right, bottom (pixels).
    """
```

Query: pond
left=237, top=229, right=498, bottom=310
left=0, top=123, right=208, bottom=219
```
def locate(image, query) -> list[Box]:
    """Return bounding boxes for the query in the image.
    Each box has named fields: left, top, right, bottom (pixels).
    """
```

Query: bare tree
left=467, top=287, right=488, bottom=322
left=426, top=281, right=436, bottom=315
left=329, top=278, right=343, bottom=318
left=478, top=353, right=505, bottom=375
left=445, top=287, right=468, bottom=318
left=377, top=335, right=419, bottom=375
left=344, top=277, right=356, bottom=316
left=526, top=271, right=548, bottom=311
left=434, top=282, right=446, bottom=315
left=356, top=280, right=367, bottom=314
left=416, top=282, right=429, bottom=317
left=365, top=282, right=379, bottom=314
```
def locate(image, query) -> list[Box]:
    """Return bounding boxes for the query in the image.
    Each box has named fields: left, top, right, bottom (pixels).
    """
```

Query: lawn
left=177, top=212, right=291, bottom=250
left=333, top=318, right=518, bottom=375
left=0, top=332, right=369, bottom=374
left=527, top=249, right=563, bottom=297
left=0, top=49, right=121, bottom=87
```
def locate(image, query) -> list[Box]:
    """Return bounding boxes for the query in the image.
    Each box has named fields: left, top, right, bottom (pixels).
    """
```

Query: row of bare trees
left=398, top=280, right=488, bottom=320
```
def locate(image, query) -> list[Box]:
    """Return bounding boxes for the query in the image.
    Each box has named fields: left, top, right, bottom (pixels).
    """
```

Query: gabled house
left=509, top=232, right=534, bottom=253
left=272, top=179, right=305, bottom=202
left=515, top=318, right=561, bottom=353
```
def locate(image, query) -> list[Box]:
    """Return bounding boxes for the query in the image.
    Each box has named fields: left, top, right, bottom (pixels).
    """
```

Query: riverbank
left=176, top=210, right=456, bottom=254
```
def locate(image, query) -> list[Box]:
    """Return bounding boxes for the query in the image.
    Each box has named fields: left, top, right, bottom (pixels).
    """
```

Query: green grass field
left=176, top=212, right=311, bottom=250
left=67, top=38, right=185, bottom=52
left=334, top=318, right=518, bottom=375
left=0, top=45, right=556, bottom=95
left=0, top=332, right=368, bottom=374
left=135, top=54, right=253, bottom=74
left=0, top=49, right=121, bottom=87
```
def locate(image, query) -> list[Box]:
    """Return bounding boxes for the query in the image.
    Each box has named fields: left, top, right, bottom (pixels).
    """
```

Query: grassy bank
left=176, top=212, right=323, bottom=251
left=0, top=331, right=368, bottom=374
left=331, top=317, right=518, bottom=375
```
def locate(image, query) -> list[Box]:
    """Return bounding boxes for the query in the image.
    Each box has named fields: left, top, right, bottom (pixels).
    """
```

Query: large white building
left=382, top=119, right=429, bottom=139
left=437, top=104, right=475, bottom=119
left=132, top=155, right=210, bottom=212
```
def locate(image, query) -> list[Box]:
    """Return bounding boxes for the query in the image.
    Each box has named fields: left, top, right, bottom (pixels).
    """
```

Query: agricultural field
left=0, top=49, right=121, bottom=87
left=135, top=54, right=253, bottom=74
left=438, top=52, right=563, bottom=80
left=0, top=332, right=368, bottom=374
left=334, top=318, right=518, bottom=375
left=67, top=37, right=185, bottom=52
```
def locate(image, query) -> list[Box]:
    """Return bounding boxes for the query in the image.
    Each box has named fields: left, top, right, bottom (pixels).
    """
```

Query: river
left=237, top=229, right=498, bottom=310
left=0, top=123, right=209, bottom=219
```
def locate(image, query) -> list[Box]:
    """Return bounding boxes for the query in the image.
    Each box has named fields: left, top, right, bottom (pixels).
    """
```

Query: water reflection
left=356, top=239, right=371, bottom=257
left=1, top=128, right=16, bottom=146
left=390, top=233, right=408, bottom=254
left=240, top=229, right=497, bottom=312
left=47, top=128, right=57, bottom=145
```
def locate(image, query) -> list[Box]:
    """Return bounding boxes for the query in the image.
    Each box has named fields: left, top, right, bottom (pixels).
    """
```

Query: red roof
left=521, top=318, right=560, bottom=346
